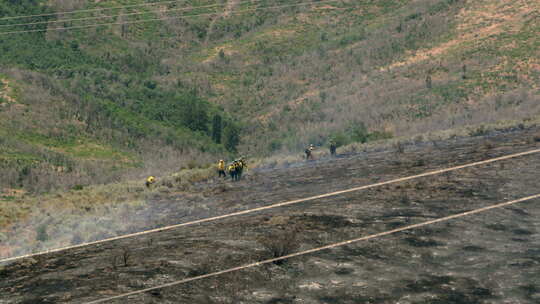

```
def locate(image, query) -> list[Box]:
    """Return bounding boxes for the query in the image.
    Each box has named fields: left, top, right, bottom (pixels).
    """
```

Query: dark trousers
left=218, top=170, right=226, bottom=177
left=236, top=168, right=243, bottom=180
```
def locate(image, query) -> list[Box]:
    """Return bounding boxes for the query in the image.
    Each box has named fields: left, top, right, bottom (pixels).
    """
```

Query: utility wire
left=84, top=193, right=540, bottom=303
left=0, top=0, right=345, bottom=35
left=2, top=148, right=539, bottom=264
left=0, top=0, right=267, bottom=28
left=0, top=0, right=196, bottom=21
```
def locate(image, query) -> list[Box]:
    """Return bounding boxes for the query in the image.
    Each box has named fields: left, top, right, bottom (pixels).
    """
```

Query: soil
left=1, top=127, right=539, bottom=304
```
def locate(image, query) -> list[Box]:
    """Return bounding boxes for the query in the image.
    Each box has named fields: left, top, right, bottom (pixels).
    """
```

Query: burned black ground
left=1, top=128, right=540, bottom=304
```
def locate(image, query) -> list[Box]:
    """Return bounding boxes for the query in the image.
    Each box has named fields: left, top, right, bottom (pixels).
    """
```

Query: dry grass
left=0, top=160, right=219, bottom=258
left=382, top=0, right=537, bottom=72
left=6, top=108, right=528, bottom=235
left=338, top=114, right=540, bottom=157
left=0, top=78, right=16, bottom=104
left=249, top=153, right=305, bottom=170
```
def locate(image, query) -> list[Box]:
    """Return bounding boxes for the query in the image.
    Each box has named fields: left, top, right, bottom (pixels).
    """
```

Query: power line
left=2, top=148, right=538, bottom=264
left=0, top=0, right=264, bottom=28
left=0, top=0, right=346, bottom=35
left=0, top=0, right=194, bottom=21
left=83, top=193, right=540, bottom=303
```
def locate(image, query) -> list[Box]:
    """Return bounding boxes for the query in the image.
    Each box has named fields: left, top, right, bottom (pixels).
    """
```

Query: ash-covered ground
left=1, top=127, right=539, bottom=304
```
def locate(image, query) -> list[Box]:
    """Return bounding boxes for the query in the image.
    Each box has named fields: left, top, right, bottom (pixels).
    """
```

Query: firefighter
left=305, top=144, right=315, bottom=160
left=235, top=160, right=242, bottom=181
left=330, top=140, right=337, bottom=156
left=145, top=176, right=156, bottom=188
left=228, top=163, right=237, bottom=181
left=217, top=160, right=226, bottom=178
left=239, top=157, right=247, bottom=176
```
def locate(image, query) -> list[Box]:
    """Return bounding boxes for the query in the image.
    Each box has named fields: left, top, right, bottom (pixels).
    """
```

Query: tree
left=223, top=124, right=240, bottom=152
left=212, top=114, right=222, bottom=144
left=349, top=122, right=369, bottom=143
left=182, top=98, right=209, bottom=133
left=425, top=74, right=432, bottom=89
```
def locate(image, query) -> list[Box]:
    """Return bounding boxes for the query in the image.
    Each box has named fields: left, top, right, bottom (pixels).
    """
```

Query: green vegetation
left=0, top=0, right=539, bottom=194
left=0, top=0, right=240, bottom=193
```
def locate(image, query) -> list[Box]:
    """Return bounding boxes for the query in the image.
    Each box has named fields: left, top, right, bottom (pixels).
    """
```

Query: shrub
left=394, top=141, right=405, bottom=153
left=413, top=158, right=425, bottom=166
left=348, top=123, right=369, bottom=143
left=269, top=139, right=282, bottom=152
left=121, top=247, right=131, bottom=267
left=483, top=140, right=494, bottom=150
left=399, top=193, right=410, bottom=205
left=36, top=224, right=49, bottom=242
left=330, top=132, right=350, bottom=148
left=72, top=184, right=84, bottom=191
left=258, top=229, right=300, bottom=265
left=468, top=125, right=489, bottom=137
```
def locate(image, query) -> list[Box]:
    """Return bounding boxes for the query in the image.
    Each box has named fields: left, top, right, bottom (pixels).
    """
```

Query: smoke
left=1, top=194, right=185, bottom=261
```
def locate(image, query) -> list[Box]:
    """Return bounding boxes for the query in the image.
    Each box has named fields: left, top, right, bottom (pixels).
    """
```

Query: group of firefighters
left=146, top=141, right=339, bottom=187
left=217, top=158, right=247, bottom=181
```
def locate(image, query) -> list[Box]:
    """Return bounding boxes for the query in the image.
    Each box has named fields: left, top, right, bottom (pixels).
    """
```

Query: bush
left=269, top=139, right=282, bottom=152
left=72, top=184, right=84, bottom=191
left=258, top=229, right=300, bottom=265
left=330, top=132, right=350, bottom=148
left=348, top=123, right=369, bottom=143
left=36, top=224, right=49, bottom=242
left=483, top=140, right=494, bottom=150
left=394, top=141, right=406, bottom=153
left=413, top=158, right=425, bottom=166
left=468, top=125, right=489, bottom=137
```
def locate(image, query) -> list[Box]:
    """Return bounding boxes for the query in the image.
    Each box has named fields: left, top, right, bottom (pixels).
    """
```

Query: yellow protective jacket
left=218, top=161, right=225, bottom=170
left=146, top=176, right=155, bottom=183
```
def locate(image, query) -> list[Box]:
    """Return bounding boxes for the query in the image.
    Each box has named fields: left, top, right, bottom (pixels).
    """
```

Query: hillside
left=0, top=0, right=240, bottom=194
left=1, top=0, right=539, bottom=302
left=1, top=126, right=539, bottom=303
left=1, top=0, right=539, bottom=195
left=117, top=0, right=538, bottom=153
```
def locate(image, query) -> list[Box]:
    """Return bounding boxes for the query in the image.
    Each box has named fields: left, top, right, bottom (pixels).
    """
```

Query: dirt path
left=1, top=127, right=539, bottom=303
left=204, top=0, right=241, bottom=45
left=0, top=79, right=16, bottom=104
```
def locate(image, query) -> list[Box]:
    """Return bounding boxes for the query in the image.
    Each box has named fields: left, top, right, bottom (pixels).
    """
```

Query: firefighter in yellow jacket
left=217, top=160, right=226, bottom=178
left=145, top=176, right=156, bottom=188
left=237, top=157, right=247, bottom=180
left=228, top=163, right=237, bottom=181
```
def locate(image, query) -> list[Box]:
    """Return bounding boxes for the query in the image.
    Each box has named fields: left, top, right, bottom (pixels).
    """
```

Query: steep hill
left=0, top=1, right=240, bottom=193
left=0, top=0, right=539, bottom=194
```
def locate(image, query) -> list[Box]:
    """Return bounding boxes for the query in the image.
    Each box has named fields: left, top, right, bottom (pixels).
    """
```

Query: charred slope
left=1, top=127, right=540, bottom=303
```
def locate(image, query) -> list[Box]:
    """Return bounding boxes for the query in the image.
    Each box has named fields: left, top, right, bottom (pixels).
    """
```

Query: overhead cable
left=0, top=0, right=194, bottom=21
left=0, top=0, right=268, bottom=28
left=2, top=148, right=539, bottom=264
left=84, top=193, right=540, bottom=303
left=0, top=0, right=345, bottom=35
